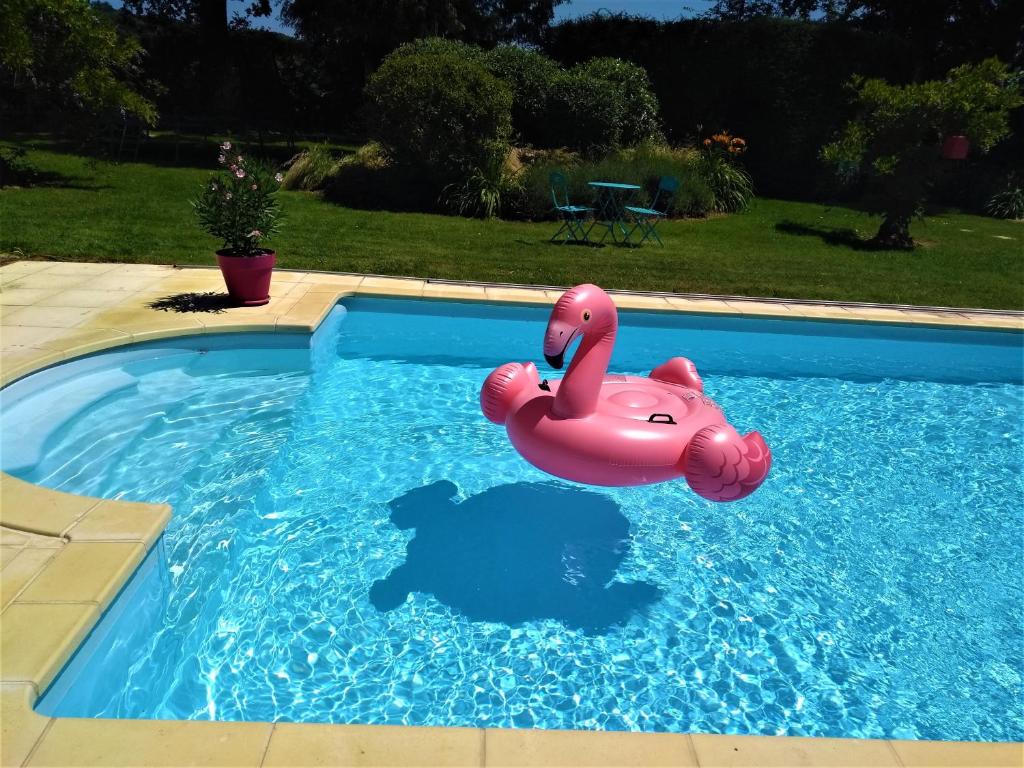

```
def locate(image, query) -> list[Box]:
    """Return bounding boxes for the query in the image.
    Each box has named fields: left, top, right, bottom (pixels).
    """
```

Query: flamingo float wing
left=681, top=425, right=772, bottom=502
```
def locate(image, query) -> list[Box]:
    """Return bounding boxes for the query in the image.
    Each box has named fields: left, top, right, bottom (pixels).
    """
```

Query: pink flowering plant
left=193, top=142, right=284, bottom=255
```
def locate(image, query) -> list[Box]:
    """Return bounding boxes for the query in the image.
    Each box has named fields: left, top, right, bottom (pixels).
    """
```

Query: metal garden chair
left=625, top=176, right=679, bottom=246
left=549, top=171, right=594, bottom=244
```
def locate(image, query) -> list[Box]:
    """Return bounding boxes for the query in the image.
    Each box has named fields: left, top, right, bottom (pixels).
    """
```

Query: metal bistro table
left=588, top=181, right=641, bottom=244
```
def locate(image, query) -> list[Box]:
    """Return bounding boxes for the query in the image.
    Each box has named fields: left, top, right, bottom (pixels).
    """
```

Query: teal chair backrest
left=550, top=171, right=570, bottom=209
left=650, top=176, right=680, bottom=214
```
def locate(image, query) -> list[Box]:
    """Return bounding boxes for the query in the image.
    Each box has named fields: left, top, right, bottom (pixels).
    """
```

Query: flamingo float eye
left=581, top=309, right=592, bottom=323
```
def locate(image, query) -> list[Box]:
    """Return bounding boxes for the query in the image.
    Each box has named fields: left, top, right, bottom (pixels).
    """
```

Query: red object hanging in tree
left=942, top=135, right=970, bottom=160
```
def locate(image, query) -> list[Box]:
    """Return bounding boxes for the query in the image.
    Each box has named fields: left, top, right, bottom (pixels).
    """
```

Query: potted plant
left=194, top=141, right=283, bottom=305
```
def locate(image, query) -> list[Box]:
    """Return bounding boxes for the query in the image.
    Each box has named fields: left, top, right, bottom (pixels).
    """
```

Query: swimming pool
left=2, top=297, right=1021, bottom=741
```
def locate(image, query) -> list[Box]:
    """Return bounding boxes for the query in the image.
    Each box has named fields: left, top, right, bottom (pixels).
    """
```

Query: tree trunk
left=197, top=0, right=229, bottom=128
left=871, top=213, right=915, bottom=250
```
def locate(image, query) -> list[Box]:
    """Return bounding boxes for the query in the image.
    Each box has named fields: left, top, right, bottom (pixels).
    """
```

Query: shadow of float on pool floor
left=370, top=481, right=662, bottom=634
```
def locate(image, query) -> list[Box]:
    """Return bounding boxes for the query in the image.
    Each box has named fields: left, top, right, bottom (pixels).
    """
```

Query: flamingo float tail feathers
left=650, top=357, right=703, bottom=393
left=681, top=425, right=772, bottom=502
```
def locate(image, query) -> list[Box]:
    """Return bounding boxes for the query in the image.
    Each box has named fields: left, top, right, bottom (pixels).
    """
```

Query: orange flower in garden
left=702, top=131, right=748, bottom=154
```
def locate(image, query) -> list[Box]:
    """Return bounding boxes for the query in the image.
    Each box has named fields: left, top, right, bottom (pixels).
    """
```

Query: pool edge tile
left=26, top=718, right=274, bottom=768
left=1, top=682, right=51, bottom=768
left=1, top=546, right=62, bottom=611
left=483, top=286, right=553, bottom=305
left=358, top=277, right=427, bottom=298
left=0, top=602, right=99, bottom=694
left=275, top=290, right=345, bottom=332
left=422, top=282, right=490, bottom=302
left=484, top=727, right=699, bottom=767
left=263, top=722, right=486, bottom=767
left=888, top=739, right=1024, bottom=767
left=16, top=541, right=146, bottom=609
left=725, top=300, right=797, bottom=318
left=64, top=500, right=171, bottom=547
left=0, top=475, right=100, bottom=536
left=689, top=733, right=902, bottom=767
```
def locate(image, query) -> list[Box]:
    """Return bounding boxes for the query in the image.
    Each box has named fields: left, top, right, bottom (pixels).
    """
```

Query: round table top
left=588, top=181, right=641, bottom=190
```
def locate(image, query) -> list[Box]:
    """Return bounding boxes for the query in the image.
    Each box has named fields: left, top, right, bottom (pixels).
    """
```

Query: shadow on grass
left=0, top=163, right=112, bottom=192
left=148, top=292, right=236, bottom=314
left=536, top=238, right=607, bottom=248
left=775, top=220, right=882, bottom=251
left=7, top=131, right=328, bottom=172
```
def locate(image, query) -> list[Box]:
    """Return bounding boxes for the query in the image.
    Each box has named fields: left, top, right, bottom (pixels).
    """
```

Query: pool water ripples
left=3, top=299, right=1020, bottom=741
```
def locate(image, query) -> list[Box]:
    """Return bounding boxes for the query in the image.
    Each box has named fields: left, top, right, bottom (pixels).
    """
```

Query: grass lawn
left=2, top=144, right=1022, bottom=309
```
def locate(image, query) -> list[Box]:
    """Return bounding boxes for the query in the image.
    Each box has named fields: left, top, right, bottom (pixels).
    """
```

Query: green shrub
left=571, top=58, right=662, bottom=146
left=542, top=71, right=627, bottom=155
left=986, top=175, right=1024, bottom=220
left=365, top=51, right=513, bottom=176
left=696, top=150, right=754, bottom=212
left=483, top=46, right=562, bottom=146
left=387, top=37, right=486, bottom=63
left=533, top=59, right=661, bottom=154
left=441, top=149, right=524, bottom=219
left=370, top=40, right=663, bottom=158
left=674, top=174, right=715, bottom=217
left=344, top=140, right=389, bottom=170
left=0, top=146, right=35, bottom=188
left=327, top=163, right=438, bottom=213
left=325, top=141, right=451, bottom=212
left=280, top=144, right=338, bottom=191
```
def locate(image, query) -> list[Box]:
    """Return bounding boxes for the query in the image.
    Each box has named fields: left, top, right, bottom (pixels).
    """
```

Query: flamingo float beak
left=544, top=320, right=580, bottom=370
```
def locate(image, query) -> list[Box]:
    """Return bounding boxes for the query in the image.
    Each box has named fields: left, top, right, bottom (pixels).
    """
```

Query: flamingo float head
left=543, top=284, right=617, bottom=369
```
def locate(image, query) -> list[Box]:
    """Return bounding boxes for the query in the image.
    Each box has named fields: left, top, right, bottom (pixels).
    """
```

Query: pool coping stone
left=1, top=261, right=1021, bottom=767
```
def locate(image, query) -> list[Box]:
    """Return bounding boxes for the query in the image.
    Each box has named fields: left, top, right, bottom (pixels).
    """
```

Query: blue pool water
left=2, top=298, right=1022, bottom=740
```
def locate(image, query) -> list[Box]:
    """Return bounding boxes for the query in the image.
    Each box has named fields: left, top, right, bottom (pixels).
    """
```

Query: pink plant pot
left=941, top=135, right=969, bottom=160
left=216, top=250, right=276, bottom=306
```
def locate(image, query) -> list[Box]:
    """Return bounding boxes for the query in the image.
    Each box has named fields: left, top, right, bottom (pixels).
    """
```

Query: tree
left=123, top=0, right=229, bottom=118
left=0, top=0, right=156, bottom=124
left=821, top=58, right=1023, bottom=248
left=280, top=0, right=563, bottom=129
left=706, top=1, right=1023, bottom=76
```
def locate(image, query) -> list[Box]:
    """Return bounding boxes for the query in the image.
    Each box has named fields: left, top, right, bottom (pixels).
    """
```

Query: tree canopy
left=282, top=0, right=565, bottom=50
left=0, top=0, right=156, bottom=124
left=707, top=1, right=1023, bottom=72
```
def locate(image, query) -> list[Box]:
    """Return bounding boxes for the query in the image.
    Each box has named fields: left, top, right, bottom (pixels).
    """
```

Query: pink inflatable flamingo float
left=480, top=284, right=771, bottom=501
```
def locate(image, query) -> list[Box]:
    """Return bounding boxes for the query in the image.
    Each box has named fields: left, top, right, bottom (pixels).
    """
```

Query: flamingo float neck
left=542, top=284, right=618, bottom=420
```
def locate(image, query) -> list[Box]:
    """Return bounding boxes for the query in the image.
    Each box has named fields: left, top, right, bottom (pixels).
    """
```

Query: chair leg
left=551, top=219, right=574, bottom=243
left=582, top=217, right=597, bottom=243
left=647, top=215, right=665, bottom=245
left=624, top=219, right=646, bottom=245
left=628, top=217, right=651, bottom=245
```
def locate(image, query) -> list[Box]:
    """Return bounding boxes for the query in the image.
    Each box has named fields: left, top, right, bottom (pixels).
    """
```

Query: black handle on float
left=539, top=380, right=551, bottom=391
left=648, top=413, right=676, bottom=425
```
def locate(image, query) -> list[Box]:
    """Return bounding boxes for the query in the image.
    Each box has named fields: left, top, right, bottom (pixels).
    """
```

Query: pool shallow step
left=0, top=369, right=138, bottom=473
